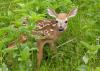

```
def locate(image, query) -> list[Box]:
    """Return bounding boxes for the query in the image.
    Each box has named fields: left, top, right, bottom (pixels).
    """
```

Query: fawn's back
left=33, top=19, right=61, bottom=41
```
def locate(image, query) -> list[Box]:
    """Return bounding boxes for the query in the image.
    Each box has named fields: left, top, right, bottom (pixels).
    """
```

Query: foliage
left=0, top=0, right=100, bottom=71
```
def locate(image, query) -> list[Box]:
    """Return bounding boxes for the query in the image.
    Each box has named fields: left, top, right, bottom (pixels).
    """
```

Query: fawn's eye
left=55, top=21, right=58, bottom=23
left=65, top=21, right=68, bottom=23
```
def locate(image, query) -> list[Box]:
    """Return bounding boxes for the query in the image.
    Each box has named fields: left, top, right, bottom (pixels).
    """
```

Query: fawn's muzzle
left=58, top=26, right=64, bottom=31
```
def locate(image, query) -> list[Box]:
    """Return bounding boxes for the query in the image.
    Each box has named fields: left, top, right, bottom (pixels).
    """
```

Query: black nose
left=59, top=28, right=64, bottom=31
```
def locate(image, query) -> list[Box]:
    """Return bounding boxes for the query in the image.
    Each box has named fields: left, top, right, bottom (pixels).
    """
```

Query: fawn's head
left=47, top=8, right=78, bottom=31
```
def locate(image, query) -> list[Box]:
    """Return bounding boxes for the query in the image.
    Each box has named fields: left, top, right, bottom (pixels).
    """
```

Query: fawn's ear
left=47, top=8, right=58, bottom=18
left=67, top=8, right=78, bottom=18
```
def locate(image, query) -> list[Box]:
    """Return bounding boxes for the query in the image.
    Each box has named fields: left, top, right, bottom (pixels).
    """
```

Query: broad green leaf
left=82, top=54, right=89, bottom=64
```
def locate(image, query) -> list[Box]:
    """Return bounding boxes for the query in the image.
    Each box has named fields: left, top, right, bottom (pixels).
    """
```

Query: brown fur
left=57, top=13, right=67, bottom=19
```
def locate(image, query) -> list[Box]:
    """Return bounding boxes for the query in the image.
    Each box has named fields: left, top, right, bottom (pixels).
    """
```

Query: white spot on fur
left=52, top=24, right=56, bottom=26
left=50, top=29, right=54, bottom=31
left=37, top=26, right=42, bottom=29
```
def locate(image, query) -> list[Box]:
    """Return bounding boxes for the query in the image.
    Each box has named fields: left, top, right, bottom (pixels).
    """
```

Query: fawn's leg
left=48, top=41, right=57, bottom=54
left=37, top=39, right=46, bottom=67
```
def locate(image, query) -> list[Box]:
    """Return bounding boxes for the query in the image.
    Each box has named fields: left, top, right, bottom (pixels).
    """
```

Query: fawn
left=32, top=8, right=78, bottom=67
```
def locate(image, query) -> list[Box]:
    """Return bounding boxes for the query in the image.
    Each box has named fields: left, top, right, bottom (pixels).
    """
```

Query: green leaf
left=2, top=47, right=18, bottom=53
left=95, top=67, right=100, bottom=71
left=82, top=54, right=89, bottom=64
left=1, top=63, right=8, bottom=71
left=80, top=41, right=91, bottom=49
left=77, top=64, right=88, bottom=71
left=20, top=46, right=30, bottom=61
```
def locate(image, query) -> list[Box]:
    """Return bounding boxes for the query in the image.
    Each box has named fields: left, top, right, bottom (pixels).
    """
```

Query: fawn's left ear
left=47, top=8, right=58, bottom=18
left=67, top=8, right=78, bottom=18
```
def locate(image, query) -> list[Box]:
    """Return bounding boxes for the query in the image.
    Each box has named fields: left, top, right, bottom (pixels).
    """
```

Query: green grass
left=0, top=0, right=100, bottom=71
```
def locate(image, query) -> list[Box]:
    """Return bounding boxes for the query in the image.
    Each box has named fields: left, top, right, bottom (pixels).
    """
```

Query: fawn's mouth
left=59, top=28, right=64, bottom=32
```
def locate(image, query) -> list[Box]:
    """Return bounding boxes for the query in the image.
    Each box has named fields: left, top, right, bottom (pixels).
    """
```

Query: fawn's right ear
left=47, top=8, right=58, bottom=18
left=67, top=8, right=78, bottom=18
